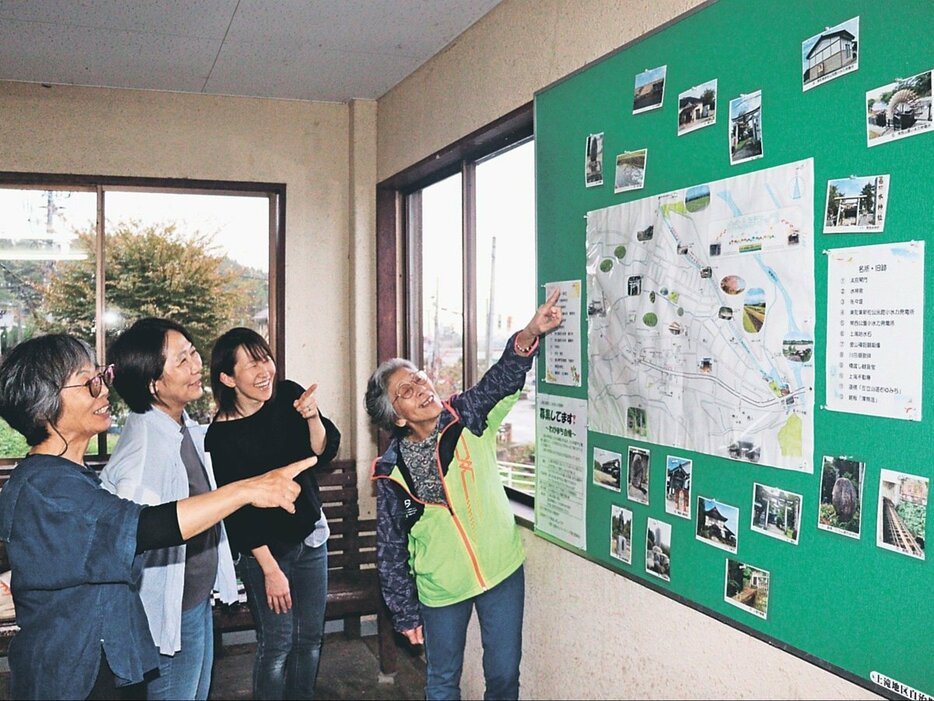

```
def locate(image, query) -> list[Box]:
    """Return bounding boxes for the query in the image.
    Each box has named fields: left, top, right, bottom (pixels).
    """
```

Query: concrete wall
left=376, top=1, right=879, bottom=698
left=0, top=82, right=376, bottom=483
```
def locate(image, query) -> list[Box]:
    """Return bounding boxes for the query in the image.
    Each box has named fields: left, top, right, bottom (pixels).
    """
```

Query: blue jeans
left=239, top=541, right=328, bottom=700
left=146, top=597, right=214, bottom=700
left=420, top=565, right=524, bottom=701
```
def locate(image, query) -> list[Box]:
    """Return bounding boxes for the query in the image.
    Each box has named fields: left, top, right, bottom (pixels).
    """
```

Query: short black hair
left=210, top=327, right=274, bottom=416
left=109, top=318, right=195, bottom=413
left=0, top=334, right=96, bottom=446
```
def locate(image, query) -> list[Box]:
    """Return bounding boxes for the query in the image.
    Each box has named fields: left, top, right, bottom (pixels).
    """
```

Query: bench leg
left=343, top=615, right=361, bottom=639
left=377, top=606, right=398, bottom=675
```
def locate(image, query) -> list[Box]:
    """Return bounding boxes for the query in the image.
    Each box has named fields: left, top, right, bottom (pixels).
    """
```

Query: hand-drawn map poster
left=586, top=159, right=815, bottom=472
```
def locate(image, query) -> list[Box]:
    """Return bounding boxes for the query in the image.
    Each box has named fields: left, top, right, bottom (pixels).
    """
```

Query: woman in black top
left=206, top=328, right=340, bottom=700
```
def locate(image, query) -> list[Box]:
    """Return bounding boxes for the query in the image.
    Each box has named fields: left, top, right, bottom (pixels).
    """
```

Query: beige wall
left=376, top=1, right=878, bottom=698
left=0, top=81, right=373, bottom=474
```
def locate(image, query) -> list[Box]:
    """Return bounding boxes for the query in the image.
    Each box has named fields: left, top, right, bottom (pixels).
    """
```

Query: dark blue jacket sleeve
left=375, top=478, right=421, bottom=633
left=451, top=332, right=536, bottom=436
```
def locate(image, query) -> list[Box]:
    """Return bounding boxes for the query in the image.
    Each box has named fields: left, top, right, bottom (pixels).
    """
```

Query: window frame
left=0, top=171, right=286, bottom=463
left=375, top=103, right=534, bottom=503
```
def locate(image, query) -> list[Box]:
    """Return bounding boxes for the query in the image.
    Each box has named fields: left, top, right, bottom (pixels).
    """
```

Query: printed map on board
left=586, top=159, right=814, bottom=472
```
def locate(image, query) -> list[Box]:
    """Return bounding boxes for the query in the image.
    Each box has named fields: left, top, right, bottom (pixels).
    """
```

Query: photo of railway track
left=877, top=469, right=928, bottom=560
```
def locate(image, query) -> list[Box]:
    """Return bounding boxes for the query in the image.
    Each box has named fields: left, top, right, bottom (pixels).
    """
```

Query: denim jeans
left=420, top=565, right=524, bottom=701
left=146, top=597, right=214, bottom=700
left=239, top=541, right=328, bottom=700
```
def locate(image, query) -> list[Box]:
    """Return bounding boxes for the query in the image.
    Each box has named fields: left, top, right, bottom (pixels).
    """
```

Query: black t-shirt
left=205, top=380, right=341, bottom=557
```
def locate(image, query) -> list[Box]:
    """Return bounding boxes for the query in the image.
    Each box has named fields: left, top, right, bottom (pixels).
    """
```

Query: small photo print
left=645, top=517, right=671, bottom=581
left=614, top=149, right=648, bottom=193
left=824, top=174, right=889, bottom=233
left=802, top=16, right=859, bottom=92
left=729, top=91, right=763, bottom=165
left=867, top=69, right=933, bottom=147
left=725, top=559, right=770, bottom=619
left=678, top=78, right=717, bottom=135
left=751, top=483, right=802, bottom=545
left=696, top=496, right=739, bottom=553
left=627, top=446, right=650, bottom=505
left=665, top=456, right=692, bottom=519
left=877, top=469, right=928, bottom=560
left=818, top=455, right=864, bottom=539
left=593, top=446, right=622, bottom=493
left=633, top=65, right=667, bottom=114
left=585, top=132, right=604, bottom=187
left=610, top=504, right=633, bottom=564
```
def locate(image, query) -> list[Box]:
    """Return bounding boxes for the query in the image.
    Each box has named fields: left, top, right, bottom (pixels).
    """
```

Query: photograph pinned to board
left=817, top=455, right=864, bottom=539
left=593, top=446, right=622, bottom=493
left=678, top=78, right=717, bottom=135
left=627, top=446, right=650, bottom=505
left=823, top=174, right=889, bottom=233
left=614, top=149, right=648, bottom=194
left=696, top=496, right=739, bottom=553
left=728, top=90, right=763, bottom=165
left=585, top=132, right=604, bottom=187
left=632, top=65, right=667, bottom=114
left=664, top=455, right=692, bottom=519
left=725, top=559, right=770, bottom=619
left=645, top=517, right=671, bottom=582
left=610, top=504, right=633, bottom=565
left=751, top=483, right=802, bottom=545
left=866, top=68, right=933, bottom=147
left=801, top=16, right=859, bottom=92
left=877, top=469, right=928, bottom=560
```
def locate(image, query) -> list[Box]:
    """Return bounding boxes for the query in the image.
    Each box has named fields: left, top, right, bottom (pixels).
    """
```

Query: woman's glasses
left=391, top=370, right=429, bottom=405
left=62, top=365, right=115, bottom=398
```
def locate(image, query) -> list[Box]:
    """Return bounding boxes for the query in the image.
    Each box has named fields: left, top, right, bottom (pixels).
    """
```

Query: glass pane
left=103, top=191, right=270, bottom=428
left=420, top=174, right=463, bottom=398
left=475, top=140, right=536, bottom=496
left=0, top=187, right=97, bottom=458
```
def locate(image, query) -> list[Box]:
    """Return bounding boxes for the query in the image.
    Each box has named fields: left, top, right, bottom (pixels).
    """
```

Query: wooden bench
left=0, top=460, right=398, bottom=675
left=212, top=459, right=397, bottom=674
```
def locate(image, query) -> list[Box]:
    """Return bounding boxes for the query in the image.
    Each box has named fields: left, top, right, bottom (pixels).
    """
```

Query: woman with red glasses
left=0, top=333, right=315, bottom=700
left=365, top=289, right=562, bottom=700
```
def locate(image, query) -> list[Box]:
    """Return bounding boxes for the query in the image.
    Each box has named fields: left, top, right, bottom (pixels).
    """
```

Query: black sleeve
left=135, top=502, right=183, bottom=554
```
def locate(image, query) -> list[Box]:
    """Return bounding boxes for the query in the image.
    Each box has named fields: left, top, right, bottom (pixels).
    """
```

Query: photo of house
left=802, top=17, right=859, bottom=91
left=696, top=496, right=739, bottom=552
left=678, top=79, right=717, bottom=135
left=593, top=446, right=622, bottom=492
left=632, top=65, right=667, bottom=114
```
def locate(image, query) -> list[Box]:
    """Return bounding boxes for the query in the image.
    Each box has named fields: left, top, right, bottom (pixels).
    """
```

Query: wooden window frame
left=0, top=171, right=286, bottom=463
left=375, top=103, right=534, bottom=504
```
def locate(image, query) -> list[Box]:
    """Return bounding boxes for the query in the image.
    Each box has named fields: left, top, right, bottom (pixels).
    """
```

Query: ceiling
left=0, top=0, right=502, bottom=102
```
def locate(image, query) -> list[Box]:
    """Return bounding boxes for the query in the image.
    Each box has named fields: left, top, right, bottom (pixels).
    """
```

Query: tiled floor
left=210, top=632, right=427, bottom=700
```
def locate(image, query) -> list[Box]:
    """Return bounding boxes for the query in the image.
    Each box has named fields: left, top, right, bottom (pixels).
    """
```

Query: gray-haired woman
left=366, top=289, right=561, bottom=700
left=0, top=334, right=314, bottom=700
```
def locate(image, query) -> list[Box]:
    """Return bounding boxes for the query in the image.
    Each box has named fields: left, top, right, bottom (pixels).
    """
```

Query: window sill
left=510, top=498, right=534, bottom=529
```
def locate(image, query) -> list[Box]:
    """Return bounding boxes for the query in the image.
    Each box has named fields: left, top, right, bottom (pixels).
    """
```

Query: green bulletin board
left=533, top=0, right=934, bottom=696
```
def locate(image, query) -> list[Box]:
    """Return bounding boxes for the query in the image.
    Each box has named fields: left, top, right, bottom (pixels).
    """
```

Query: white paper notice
left=826, top=241, right=924, bottom=420
left=543, top=280, right=582, bottom=387
left=534, top=393, right=588, bottom=549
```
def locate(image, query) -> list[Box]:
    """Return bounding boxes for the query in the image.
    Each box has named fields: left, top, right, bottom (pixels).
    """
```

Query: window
left=379, top=105, right=536, bottom=501
left=0, top=175, right=282, bottom=461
